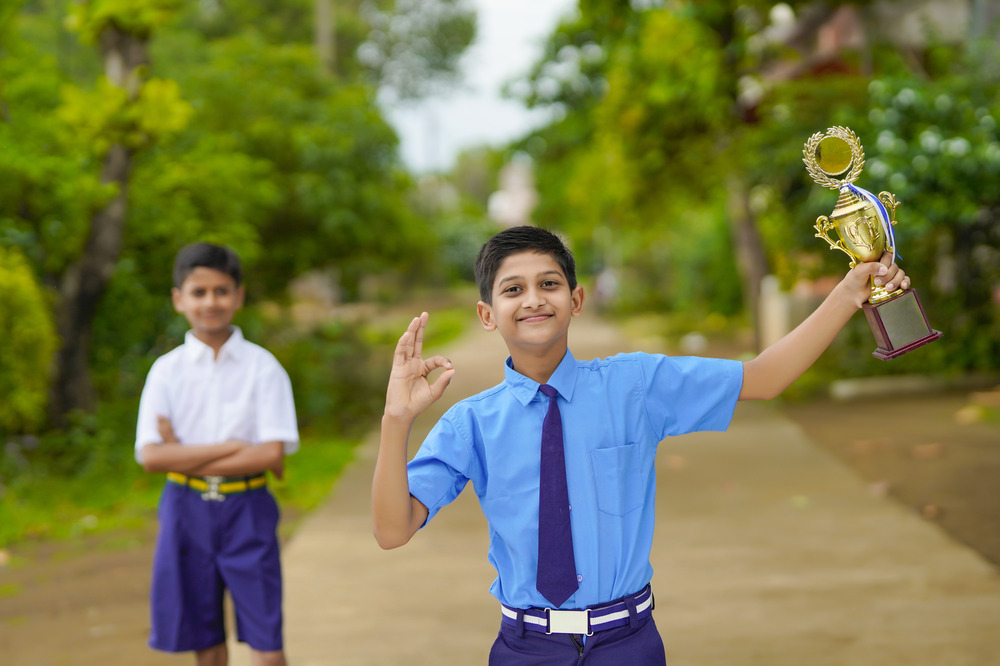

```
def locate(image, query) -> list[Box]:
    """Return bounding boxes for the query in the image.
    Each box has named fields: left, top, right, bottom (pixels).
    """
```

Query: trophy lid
left=830, top=188, right=870, bottom=219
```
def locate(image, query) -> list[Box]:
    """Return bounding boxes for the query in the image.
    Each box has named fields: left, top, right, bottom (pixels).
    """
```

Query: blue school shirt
left=407, top=349, right=743, bottom=610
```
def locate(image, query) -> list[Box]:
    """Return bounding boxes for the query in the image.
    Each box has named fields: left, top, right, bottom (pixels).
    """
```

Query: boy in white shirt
left=136, top=242, right=299, bottom=666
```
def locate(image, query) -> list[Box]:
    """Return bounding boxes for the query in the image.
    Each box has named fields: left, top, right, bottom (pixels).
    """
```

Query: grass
left=271, top=434, right=358, bottom=538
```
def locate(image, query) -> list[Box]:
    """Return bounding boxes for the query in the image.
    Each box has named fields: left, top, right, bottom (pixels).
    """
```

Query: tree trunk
left=315, top=0, right=336, bottom=73
left=726, top=174, right=769, bottom=352
left=49, top=25, right=147, bottom=424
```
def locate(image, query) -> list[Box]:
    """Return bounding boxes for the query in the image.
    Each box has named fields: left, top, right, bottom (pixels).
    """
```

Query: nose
left=522, top=286, right=546, bottom=309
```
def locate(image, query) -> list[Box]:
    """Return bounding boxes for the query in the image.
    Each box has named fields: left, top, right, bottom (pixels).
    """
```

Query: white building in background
left=487, top=156, right=538, bottom=227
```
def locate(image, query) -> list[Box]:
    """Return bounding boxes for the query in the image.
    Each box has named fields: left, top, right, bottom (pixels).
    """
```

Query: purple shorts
left=148, top=481, right=283, bottom=653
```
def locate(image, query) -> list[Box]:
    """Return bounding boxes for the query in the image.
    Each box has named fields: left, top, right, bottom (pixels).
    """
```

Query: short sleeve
left=255, top=353, right=300, bottom=454
left=407, top=414, right=474, bottom=525
left=135, top=359, right=169, bottom=464
left=639, top=354, right=744, bottom=439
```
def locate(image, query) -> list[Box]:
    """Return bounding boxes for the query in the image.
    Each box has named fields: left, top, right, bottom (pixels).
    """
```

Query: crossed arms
left=139, top=416, right=284, bottom=478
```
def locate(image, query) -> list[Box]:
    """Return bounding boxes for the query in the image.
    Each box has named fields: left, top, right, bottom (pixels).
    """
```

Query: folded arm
left=191, top=440, right=284, bottom=478
left=139, top=439, right=245, bottom=474
left=139, top=415, right=284, bottom=477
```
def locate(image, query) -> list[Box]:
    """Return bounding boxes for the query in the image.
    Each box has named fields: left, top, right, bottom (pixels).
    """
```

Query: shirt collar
left=183, top=326, right=245, bottom=363
left=504, top=348, right=578, bottom=405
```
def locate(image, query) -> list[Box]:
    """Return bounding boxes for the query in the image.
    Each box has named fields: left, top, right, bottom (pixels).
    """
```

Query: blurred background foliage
left=0, top=0, right=481, bottom=543
left=510, top=0, right=1000, bottom=378
left=2, top=0, right=999, bottom=545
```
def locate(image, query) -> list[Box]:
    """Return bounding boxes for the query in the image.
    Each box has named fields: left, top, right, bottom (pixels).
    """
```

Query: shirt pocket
left=221, top=401, right=254, bottom=443
left=591, top=443, right=646, bottom=516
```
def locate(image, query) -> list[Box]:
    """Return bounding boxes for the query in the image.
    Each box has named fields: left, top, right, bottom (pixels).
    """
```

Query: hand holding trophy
left=803, top=126, right=942, bottom=359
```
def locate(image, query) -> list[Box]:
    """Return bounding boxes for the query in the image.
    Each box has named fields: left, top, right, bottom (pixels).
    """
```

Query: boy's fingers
left=872, top=251, right=912, bottom=290
left=423, top=355, right=454, bottom=374
left=394, top=316, right=423, bottom=362
left=428, top=367, right=456, bottom=400
left=394, top=331, right=411, bottom=362
left=850, top=261, right=883, bottom=283
left=413, top=312, right=429, bottom=357
left=157, top=415, right=178, bottom=443
left=404, top=316, right=420, bottom=356
left=886, top=270, right=910, bottom=292
left=872, top=262, right=892, bottom=286
left=423, top=356, right=455, bottom=400
left=864, top=260, right=910, bottom=291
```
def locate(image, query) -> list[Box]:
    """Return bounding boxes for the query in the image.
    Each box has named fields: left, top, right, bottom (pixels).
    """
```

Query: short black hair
left=474, top=225, right=576, bottom=304
left=172, top=242, right=243, bottom=288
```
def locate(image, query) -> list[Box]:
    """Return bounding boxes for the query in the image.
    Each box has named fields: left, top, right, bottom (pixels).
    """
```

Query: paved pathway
left=234, top=312, right=1000, bottom=665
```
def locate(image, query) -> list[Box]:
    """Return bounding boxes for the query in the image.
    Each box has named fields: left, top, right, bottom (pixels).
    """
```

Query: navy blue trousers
left=488, top=612, right=666, bottom=665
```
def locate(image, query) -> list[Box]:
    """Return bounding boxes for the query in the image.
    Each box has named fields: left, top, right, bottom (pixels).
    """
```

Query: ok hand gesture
left=384, top=312, right=455, bottom=422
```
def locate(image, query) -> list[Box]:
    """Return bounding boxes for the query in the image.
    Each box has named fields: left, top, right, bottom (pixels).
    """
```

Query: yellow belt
left=167, top=472, right=267, bottom=496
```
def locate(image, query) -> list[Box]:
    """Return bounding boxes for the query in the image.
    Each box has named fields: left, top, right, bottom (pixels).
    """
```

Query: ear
left=234, top=285, right=245, bottom=310
left=477, top=300, right=497, bottom=331
left=570, top=285, right=585, bottom=318
left=171, top=287, right=183, bottom=313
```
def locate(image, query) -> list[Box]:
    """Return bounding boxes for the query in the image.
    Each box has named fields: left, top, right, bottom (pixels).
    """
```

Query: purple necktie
left=536, top=384, right=578, bottom=607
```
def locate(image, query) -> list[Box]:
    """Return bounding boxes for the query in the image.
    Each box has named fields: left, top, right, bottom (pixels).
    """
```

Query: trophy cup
left=803, top=126, right=942, bottom=360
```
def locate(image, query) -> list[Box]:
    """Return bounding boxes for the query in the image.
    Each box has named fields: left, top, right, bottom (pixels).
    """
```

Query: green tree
left=29, top=0, right=191, bottom=422
left=2, top=0, right=480, bottom=430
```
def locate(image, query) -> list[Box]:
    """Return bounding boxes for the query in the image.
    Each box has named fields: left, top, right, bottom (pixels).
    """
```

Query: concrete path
left=234, top=313, right=1000, bottom=665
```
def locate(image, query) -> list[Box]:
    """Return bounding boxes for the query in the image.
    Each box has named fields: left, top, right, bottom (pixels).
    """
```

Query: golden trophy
left=803, top=126, right=942, bottom=359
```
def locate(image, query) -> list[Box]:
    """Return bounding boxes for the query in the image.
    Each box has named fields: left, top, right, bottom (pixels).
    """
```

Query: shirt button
left=577, top=574, right=584, bottom=582
left=568, top=504, right=572, bottom=511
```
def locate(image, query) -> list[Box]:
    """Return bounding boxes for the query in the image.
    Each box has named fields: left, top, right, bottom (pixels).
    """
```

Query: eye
left=192, top=288, right=206, bottom=297
left=502, top=285, right=522, bottom=295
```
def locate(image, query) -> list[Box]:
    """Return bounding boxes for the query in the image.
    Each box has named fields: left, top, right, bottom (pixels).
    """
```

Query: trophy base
left=862, top=288, right=942, bottom=360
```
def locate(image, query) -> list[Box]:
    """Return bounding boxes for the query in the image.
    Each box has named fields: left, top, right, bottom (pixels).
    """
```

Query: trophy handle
left=814, top=215, right=858, bottom=267
left=877, top=191, right=900, bottom=256
left=878, top=191, right=899, bottom=223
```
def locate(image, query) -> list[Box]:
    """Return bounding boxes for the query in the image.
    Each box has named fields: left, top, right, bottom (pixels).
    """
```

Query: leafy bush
left=0, top=246, right=57, bottom=434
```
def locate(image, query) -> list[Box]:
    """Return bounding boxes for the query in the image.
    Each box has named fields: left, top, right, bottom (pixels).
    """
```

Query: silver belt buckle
left=201, top=475, right=226, bottom=502
left=545, top=608, right=591, bottom=635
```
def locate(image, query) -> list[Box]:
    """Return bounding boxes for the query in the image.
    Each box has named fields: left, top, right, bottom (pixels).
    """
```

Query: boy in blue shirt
left=372, top=225, right=908, bottom=664
left=136, top=242, right=299, bottom=666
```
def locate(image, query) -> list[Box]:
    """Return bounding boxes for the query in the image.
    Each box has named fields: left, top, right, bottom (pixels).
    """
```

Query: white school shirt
left=135, top=327, right=299, bottom=463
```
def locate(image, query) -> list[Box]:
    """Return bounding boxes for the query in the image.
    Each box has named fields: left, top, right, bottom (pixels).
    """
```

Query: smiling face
left=172, top=266, right=244, bottom=348
left=477, top=250, right=584, bottom=362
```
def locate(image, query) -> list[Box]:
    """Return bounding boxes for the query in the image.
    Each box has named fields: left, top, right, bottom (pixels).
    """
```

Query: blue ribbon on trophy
left=843, top=183, right=900, bottom=264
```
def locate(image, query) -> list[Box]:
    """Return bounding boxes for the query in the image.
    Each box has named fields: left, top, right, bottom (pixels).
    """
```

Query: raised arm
left=372, top=312, right=455, bottom=549
left=740, top=255, right=909, bottom=401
